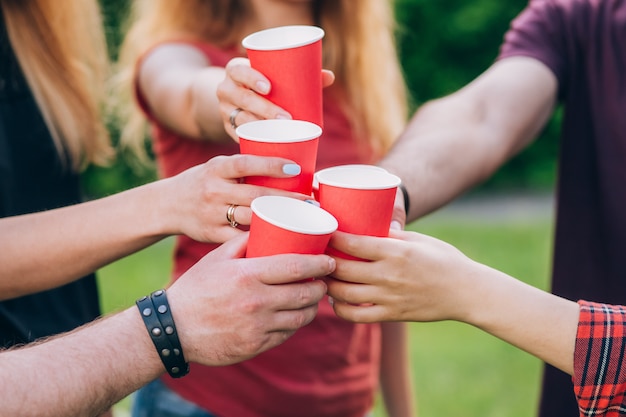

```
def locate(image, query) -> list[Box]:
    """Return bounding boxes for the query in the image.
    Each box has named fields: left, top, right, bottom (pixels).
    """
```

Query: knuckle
left=229, top=154, right=252, bottom=176
left=283, top=258, right=305, bottom=280
left=238, top=90, right=258, bottom=110
left=239, top=294, right=263, bottom=315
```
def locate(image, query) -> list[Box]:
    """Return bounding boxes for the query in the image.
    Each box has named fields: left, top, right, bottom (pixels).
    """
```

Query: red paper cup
left=242, top=25, right=324, bottom=128
left=317, top=166, right=401, bottom=260
left=247, top=196, right=338, bottom=258
left=237, top=119, right=322, bottom=195
left=312, top=165, right=389, bottom=201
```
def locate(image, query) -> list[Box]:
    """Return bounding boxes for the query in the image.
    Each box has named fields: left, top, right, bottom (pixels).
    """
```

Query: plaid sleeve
left=574, top=301, right=626, bottom=416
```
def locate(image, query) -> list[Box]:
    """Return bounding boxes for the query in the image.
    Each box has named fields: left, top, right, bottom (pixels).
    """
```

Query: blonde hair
left=115, top=0, right=407, bottom=159
left=1, top=0, right=113, bottom=171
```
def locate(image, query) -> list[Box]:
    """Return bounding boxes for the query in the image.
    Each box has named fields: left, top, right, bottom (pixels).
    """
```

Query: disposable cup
left=247, top=196, right=338, bottom=258
left=243, top=25, right=324, bottom=128
left=237, top=119, right=322, bottom=195
left=316, top=165, right=401, bottom=259
left=312, top=165, right=388, bottom=201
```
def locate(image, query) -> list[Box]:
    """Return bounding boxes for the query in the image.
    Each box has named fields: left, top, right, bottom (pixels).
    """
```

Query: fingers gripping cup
left=242, top=25, right=325, bottom=128
left=316, top=165, right=401, bottom=259
left=237, top=119, right=322, bottom=195
left=247, top=196, right=338, bottom=258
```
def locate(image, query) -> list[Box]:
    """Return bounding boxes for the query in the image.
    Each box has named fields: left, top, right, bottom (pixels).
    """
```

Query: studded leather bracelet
left=136, top=289, right=190, bottom=378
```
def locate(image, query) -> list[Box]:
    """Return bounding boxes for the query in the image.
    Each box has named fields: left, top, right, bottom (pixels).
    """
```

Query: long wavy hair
left=114, top=0, right=408, bottom=161
left=0, top=0, right=113, bottom=171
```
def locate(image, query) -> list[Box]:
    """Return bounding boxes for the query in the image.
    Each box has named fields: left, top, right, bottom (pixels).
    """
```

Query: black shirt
left=0, top=11, right=100, bottom=347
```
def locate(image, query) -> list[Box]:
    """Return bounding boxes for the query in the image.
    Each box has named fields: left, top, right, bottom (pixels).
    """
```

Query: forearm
left=461, top=263, right=579, bottom=375
left=0, top=180, right=170, bottom=299
left=0, top=308, right=163, bottom=417
left=139, top=44, right=231, bottom=142
left=381, top=58, right=557, bottom=222
left=379, top=322, right=416, bottom=417
left=380, top=96, right=513, bottom=221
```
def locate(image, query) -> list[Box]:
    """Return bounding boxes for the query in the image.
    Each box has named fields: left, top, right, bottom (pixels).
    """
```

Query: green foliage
left=81, top=119, right=156, bottom=199
left=82, top=0, right=155, bottom=199
left=395, top=0, right=528, bottom=102
left=100, top=0, right=130, bottom=61
left=394, top=0, right=559, bottom=190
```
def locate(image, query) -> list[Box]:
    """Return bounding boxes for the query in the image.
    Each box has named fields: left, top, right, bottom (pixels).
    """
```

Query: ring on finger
left=229, top=108, right=243, bottom=130
left=226, top=204, right=239, bottom=228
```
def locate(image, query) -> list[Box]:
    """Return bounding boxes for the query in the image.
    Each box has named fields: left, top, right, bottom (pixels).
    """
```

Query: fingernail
left=390, top=220, right=403, bottom=230
left=328, top=296, right=334, bottom=306
left=256, top=81, right=270, bottom=94
left=282, top=164, right=301, bottom=175
left=304, top=199, right=320, bottom=207
left=276, top=113, right=292, bottom=120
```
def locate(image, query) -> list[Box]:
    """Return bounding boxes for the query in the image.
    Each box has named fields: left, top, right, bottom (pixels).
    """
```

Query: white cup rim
left=313, top=165, right=388, bottom=188
left=316, top=166, right=401, bottom=190
left=236, top=120, right=322, bottom=143
left=252, top=196, right=338, bottom=234
left=242, top=25, right=325, bottom=51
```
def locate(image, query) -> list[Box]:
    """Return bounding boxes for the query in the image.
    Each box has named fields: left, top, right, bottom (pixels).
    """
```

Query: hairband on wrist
left=399, top=183, right=410, bottom=216
left=136, top=289, right=189, bottom=378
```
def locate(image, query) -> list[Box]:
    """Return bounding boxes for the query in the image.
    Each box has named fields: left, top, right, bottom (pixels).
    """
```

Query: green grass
left=394, top=217, right=553, bottom=417
left=97, top=216, right=554, bottom=417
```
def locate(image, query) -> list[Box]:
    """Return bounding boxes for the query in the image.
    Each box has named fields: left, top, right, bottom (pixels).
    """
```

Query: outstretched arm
left=138, top=43, right=231, bottom=142
left=326, top=230, right=578, bottom=375
left=380, top=57, right=557, bottom=223
left=0, top=154, right=307, bottom=300
left=1, top=235, right=334, bottom=417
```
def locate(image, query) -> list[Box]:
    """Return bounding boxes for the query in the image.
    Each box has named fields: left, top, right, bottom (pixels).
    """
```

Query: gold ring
left=229, top=108, right=243, bottom=130
left=226, top=204, right=239, bottom=228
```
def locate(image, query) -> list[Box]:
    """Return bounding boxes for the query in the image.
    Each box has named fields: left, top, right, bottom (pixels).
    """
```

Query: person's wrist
left=456, top=262, right=507, bottom=327
left=161, top=287, right=194, bottom=363
left=146, top=177, right=181, bottom=236
left=136, top=289, right=190, bottom=378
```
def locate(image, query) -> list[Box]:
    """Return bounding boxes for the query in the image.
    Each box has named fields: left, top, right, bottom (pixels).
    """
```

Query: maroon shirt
left=498, top=1, right=626, bottom=415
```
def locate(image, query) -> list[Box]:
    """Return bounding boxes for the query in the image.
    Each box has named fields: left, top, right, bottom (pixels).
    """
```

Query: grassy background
left=98, top=209, right=554, bottom=417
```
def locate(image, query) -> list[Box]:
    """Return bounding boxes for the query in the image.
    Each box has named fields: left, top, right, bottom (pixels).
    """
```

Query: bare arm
left=0, top=307, right=161, bottom=417
left=379, top=322, right=417, bottom=417
left=327, top=231, right=579, bottom=375
left=380, top=57, right=558, bottom=222
left=0, top=154, right=307, bottom=300
left=138, top=43, right=231, bottom=142
left=1, top=235, right=333, bottom=417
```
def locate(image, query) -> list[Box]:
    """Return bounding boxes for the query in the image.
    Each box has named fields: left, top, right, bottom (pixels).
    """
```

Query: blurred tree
left=395, top=0, right=559, bottom=191
left=82, top=0, right=155, bottom=199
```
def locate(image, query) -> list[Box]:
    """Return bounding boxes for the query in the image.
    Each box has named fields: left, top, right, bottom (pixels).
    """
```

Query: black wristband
left=399, top=183, right=410, bottom=216
left=136, top=290, right=189, bottom=378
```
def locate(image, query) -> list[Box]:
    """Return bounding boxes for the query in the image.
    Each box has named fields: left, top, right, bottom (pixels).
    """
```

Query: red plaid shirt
left=575, top=301, right=626, bottom=416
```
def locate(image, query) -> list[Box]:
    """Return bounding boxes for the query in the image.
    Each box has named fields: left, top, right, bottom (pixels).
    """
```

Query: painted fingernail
left=275, top=113, right=292, bottom=120
left=256, top=81, right=270, bottom=94
left=282, top=164, right=301, bottom=175
left=304, top=199, right=320, bottom=207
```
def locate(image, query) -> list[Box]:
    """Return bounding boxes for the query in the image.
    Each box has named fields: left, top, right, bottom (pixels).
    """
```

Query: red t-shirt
left=137, top=41, right=380, bottom=417
left=498, top=1, right=626, bottom=415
